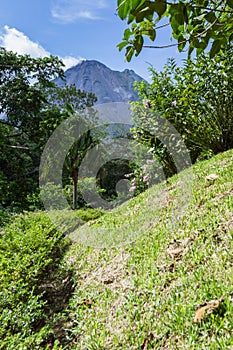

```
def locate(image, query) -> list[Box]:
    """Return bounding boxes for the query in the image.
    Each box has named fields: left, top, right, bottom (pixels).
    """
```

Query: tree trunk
left=72, top=171, right=78, bottom=210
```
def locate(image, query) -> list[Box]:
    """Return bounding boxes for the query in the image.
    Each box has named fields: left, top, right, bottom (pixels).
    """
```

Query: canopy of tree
left=0, top=48, right=97, bottom=210
left=117, top=0, right=233, bottom=61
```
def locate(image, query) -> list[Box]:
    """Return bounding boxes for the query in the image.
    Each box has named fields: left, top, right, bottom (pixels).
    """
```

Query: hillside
left=1, top=150, right=233, bottom=349
left=55, top=60, right=145, bottom=104
left=63, top=150, right=233, bottom=349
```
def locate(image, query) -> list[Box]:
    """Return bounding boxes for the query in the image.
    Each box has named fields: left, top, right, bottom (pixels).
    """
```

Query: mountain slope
left=55, top=60, right=145, bottom=104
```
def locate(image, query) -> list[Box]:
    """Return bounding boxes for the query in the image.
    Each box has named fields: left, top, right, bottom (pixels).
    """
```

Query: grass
left=1, top=149, right=233, bottom=349
left=61, top=149, right=233, bottom=349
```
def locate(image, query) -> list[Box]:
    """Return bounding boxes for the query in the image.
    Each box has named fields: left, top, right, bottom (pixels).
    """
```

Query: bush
left=132, top=45, right=233, bottom=166
left=0, top=211, right=69, bottom=348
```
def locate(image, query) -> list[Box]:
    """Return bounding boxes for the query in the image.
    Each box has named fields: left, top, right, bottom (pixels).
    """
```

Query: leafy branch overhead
left=117, top=0, right=233, bottom=61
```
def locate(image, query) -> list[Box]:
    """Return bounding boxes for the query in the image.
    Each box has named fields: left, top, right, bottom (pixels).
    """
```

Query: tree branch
left=5, top=145, right=30, bottom=150
left=143, top=14, right=220, bottom=50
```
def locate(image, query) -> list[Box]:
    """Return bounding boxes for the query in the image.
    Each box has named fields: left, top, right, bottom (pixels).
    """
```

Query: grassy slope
left=62, top=149, right=233, bottom=349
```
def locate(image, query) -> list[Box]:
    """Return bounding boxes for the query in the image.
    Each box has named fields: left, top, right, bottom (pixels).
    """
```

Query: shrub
left=132, top=45, right=233, bottom=167
left=0, top=211, right=69, bottom=348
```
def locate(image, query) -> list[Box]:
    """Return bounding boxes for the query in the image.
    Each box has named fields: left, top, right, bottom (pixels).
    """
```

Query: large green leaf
left=147, top=29, right=156, bottom=41
left=209, top=39, right=221, bottom=58
left=134, top=35, right=144, bottom=54
left=178, top=35, right=187, bottom=52
left=150, top=1, right=167, bottom=18
left=205, top=11, right=217, bottom=23
left=123, top=28, right=132, bottom=40
left=132, top=0, right=148, bottom=12
left=131, top=2, right=154, bottom=23
left=117, top=0, right=131, bottom=20
left=117, top=41, right=127, bottom=52
left=170, top=16, right=180, bottom=35
left=126, top=46, right=135, bottom=62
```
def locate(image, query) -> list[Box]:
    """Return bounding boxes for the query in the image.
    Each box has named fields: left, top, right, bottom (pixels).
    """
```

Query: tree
left=0, top=49, right=65, bottom=209
left=0, top=48, right=65, bottom=129
left=0, top=123, right=35, bottom=208
left=41, top=86, right=98, bottom=210
left=46, top=83, right=97, bottom=112
left=0, top=49, right=97, bottom=210
left=131, top=45, right=233, bottom=166
left=117, top=0, right=233, bottom=61
left=63, top=125, right=100, bottom=210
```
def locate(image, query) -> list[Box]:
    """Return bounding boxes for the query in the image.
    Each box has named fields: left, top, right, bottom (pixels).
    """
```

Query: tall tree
left=0, top=48, right=64, bottom=129
left=0, top=49, right=97, bottom=210
left=64, top=128, right=99, bottom=210
left=0, top=49, right=65, bottom=209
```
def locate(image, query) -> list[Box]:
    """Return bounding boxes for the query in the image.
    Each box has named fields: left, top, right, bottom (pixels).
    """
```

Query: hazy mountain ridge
left=55, top=60, right=145, bottom=104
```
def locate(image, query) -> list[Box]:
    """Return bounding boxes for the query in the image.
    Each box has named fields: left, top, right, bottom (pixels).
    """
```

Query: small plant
left=0, top=211, right=71, bottom=349
left=127, top=158, right=164, bottom=195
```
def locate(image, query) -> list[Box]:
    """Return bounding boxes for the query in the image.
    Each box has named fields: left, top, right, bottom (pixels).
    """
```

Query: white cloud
left=51, top=0, right=108, bottom=23
left=0, top=25, right=84, bottom=70
left=0, top=25, right=50, bottom=58
left=62, top=55, right=85, bottom=70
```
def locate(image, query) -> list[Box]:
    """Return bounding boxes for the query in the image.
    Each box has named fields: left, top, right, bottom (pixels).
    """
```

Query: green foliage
left=0, top=49, right=65, bottom=210
left=117, top=0, right=233, bottom=61
left=96, top=159, right=133, bottom=201
left=40, top=182, right=67, bottom=210
left=63, top=177, right=104, bottom=208
left=127, top=158, right=164, bottom=196
left=46, top=83, right=97, bottom=112
left=40, top=109, right=101, bottom=210
left=0, top=211, right=70, bottom=348
left=64, top=128, right=99, bottom=210
left=0, top=49, right=97, bottom=211
left=0, top=48, right=64, bottom=129
left=0, top=206, right=14, bottom=227
left=0, top=122, right=38, bottom=209
left=131, top=46, right=233, bottom=165
left=72, top=206, right=105, bottom=222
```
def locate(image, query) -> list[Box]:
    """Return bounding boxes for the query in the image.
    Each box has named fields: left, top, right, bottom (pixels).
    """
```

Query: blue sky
left=0, top=0, right=187, bottom=80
